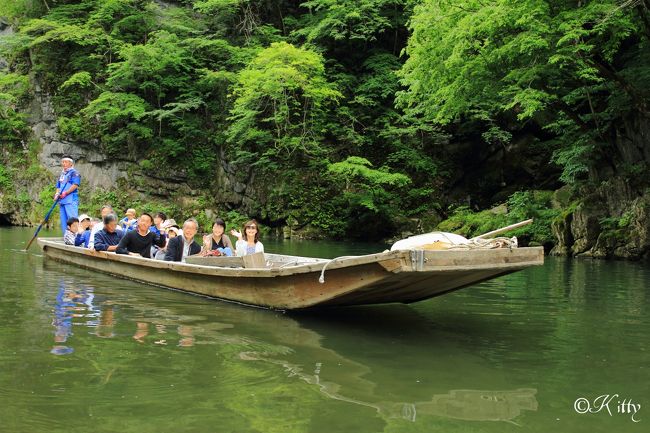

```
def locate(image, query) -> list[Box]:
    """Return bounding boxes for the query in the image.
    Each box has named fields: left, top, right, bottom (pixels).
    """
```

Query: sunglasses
left=245, top=225, right=257, bottom=229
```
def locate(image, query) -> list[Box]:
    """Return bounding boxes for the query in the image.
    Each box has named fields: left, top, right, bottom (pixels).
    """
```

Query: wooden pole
left=470, top=219, right=533, bottom=240
left=25, top=198, right=59, bottom=250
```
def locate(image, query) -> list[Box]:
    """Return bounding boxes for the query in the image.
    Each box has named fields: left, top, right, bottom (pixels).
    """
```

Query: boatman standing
left=54, top=156, right=81, bottom=235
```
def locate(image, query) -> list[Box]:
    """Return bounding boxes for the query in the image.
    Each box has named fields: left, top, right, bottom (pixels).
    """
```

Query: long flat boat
left=38, top=238, right=544, bottom=310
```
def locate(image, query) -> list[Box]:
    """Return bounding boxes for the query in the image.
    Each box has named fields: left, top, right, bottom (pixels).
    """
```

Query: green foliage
left=438, top=190, right=561, bottom=246
left=328, top=156, right=410, bottom=212
left=227, top=41, right=342, bottom=165
left=326, top=156, right=411, bottom=237
left=0, top=0, right=40, bottom=19
left=295, top=0, right=410, bottom=44
left=0, top=72, right=30, bottom=145
left=7, top=0, right=644, bottom=247
left=0, top=164, right=13, bottom=191
left=80, top=91, right=153, bottom=155
left=399, top=0, right=650, bottom=184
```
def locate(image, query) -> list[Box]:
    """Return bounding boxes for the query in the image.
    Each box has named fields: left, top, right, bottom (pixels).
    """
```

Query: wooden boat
left=37, top=238, right=544, bottom=310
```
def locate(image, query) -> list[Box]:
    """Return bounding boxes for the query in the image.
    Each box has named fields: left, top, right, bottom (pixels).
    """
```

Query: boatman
left=54, top=156, right=81, bottom=235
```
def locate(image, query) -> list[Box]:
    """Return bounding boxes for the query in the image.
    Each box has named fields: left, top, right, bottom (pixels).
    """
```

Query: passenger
left=151, top=212, right=167, bottom=235
left=161, top=218, right=178, bottom=231
left=116, top=212, right=165, bottom=258
left=231, top=219, right=264, bottom=257
left=87, top=205, right=114, bottom=249
left=154, top=227, right=179, bottom=260
left=79, top=214, right=91, bottom=232
left=149, top=212, right=167, bottom=258
left=93, top=213, right=125, bottom=252
left=164, top=218, right=201, bottom=262
left=121, top=208, right=137, bottom=232
left=202, top=218, right=234, bottom=256
left=63, top=217, right=83, bottom=246
left=77, top=214, right=92, bottom=248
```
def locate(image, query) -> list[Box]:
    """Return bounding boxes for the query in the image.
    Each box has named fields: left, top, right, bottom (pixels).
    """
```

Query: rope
left=318, top=255, right=363, bottom=284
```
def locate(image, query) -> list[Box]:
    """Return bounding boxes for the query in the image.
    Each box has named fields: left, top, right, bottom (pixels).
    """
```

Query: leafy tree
left=328, top=156, right=410, bottom=212
left=0, top=72, right=30, bottom=146
left=399, top=0, right=650, bottom=183
left=80, top=91, right=153, bottom=156
left=226, top=41, right=342, bottom=167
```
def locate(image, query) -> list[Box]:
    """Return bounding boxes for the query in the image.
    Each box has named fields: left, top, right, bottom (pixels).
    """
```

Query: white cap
left=78, top=214, right=90, bottom=222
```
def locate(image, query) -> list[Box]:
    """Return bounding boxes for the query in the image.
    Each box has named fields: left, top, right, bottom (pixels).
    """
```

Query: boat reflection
left=46, top=272, right=538, bottom=424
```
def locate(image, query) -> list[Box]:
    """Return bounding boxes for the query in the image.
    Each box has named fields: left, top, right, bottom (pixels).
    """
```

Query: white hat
left=78, top=214, right=90, bottom=222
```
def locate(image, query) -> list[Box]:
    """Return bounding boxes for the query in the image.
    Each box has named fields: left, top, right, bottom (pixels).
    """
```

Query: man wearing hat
left=54, top=156, right=81, bottom=235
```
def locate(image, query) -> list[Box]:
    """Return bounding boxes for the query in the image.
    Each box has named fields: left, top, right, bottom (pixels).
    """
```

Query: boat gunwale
left=37, top=238, right=544, bottom=278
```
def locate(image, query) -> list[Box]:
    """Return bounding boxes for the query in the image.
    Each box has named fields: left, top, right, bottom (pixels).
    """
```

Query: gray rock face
left=25, top=80, right=260, bottom=218
left=30, top=86, right=132, bottom=190
left=550, top=177, right=650, bottom=259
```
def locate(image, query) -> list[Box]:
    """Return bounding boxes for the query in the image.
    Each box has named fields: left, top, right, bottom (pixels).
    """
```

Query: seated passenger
left=231, top=219, right=264, bottom=257
left=149, top=212, right=168, bottom=258
left=93, top=213, right=125, bottom=252
left=63, top=217, right=83, bottom=246
left=154, top=227, right=179, bottom=260
left=87, top=205, right=114, bottom=249
left=121, top=208, right=137, bottom=232
left=161, top=218, right=178, bottom=232
left=78, top=214, right=92, bottom=247
left=79, top=214, right=91, bottom=231
left=202, top=218, right=233, bottom=256
left=150, top=212, right=167, bottom=235
left=165, top=218, right=201, bottom=262
left=116, top=212, right=165, bottom=258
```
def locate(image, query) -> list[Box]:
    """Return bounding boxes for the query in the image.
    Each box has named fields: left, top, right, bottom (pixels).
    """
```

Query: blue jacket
left=56, top=168, right=81, bottom=205
left=94, top=228, right=125, bottom=251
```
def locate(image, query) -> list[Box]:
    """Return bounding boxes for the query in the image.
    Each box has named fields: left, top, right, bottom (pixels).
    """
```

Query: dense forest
left=0, top=0, right=649, bottom=258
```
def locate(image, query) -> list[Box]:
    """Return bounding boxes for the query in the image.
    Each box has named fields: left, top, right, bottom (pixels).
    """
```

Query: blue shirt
left=121, top=217, right=137, bottom=232
left=94, top=228, right=125, bottom=251
left=80, top=230, right=91, bottom=248
left=55, top=168, right=81, bottom=205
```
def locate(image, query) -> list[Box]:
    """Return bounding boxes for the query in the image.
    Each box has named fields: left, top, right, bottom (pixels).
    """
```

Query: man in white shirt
left=164, top=218, right=201, bottom=262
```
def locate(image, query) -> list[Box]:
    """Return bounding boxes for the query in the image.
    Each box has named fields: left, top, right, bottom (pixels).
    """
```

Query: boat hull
left=37, top=238, right=544, bottom=310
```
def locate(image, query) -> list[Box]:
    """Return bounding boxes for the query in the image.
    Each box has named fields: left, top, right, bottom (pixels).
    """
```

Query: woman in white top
left=231, top=219, right=264, bottom=257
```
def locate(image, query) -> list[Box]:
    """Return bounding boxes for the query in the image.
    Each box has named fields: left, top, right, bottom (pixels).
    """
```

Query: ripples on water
left=0, top=228, right=648, bottom=432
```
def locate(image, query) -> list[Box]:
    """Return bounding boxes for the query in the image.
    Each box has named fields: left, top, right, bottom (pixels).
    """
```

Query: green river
left=0, top=227, right=647, bottom=432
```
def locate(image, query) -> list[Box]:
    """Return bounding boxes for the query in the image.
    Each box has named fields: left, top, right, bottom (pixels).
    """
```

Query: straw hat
left=162, top=219, right=178, bottom=229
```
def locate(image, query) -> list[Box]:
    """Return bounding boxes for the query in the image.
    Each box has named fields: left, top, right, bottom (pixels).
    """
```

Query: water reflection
left=132, top=321, right=195, bottom=347
left=45, top=273, right=538, bottom=425
left=50, top=280, right=97, bottom=355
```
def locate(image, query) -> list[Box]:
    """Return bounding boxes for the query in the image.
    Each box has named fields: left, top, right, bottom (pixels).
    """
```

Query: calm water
left=0, top=227, right=648, bottom=433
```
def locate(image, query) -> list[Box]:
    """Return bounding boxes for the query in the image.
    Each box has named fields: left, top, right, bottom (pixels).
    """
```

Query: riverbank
left=2, top=149, right=649, bottom=260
